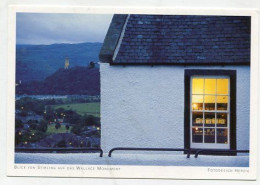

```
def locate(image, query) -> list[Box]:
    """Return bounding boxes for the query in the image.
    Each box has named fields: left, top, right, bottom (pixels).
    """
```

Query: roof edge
left=109, top=62, right=250, bottom=66
left=99, top=14, right=128, bottom=63
left=112, top=15, right=130, bottom=62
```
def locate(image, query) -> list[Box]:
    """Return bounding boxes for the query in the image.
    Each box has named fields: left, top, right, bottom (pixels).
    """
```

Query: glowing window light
left=191, top=77, right=229, bottom=147
left=192, top=104, right=198, bottom=109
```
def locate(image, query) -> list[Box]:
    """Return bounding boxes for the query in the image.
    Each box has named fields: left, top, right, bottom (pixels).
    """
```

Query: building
left=65, top=57, right=69, bottom=69
left=99, top=15, right=250, bottom=157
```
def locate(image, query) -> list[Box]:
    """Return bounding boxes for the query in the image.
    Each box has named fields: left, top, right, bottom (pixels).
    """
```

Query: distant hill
left=16, top=42, right=102, bottom=82
left=16, top=67, right=100, bottom=95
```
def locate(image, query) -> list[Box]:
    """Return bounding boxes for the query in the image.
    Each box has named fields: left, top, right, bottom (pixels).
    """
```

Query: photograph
left=6, top=6, right=258, bottom=179
left=14, top=13, right=107, bottom=164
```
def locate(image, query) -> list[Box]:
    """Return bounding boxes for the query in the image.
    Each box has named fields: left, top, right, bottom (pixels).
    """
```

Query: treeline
left=16, top=42, right=102, bottom=82
left=16, top=66, right=100, bottom=95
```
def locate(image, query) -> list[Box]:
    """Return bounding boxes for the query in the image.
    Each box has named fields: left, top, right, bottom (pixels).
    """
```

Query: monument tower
left=65, top=57, right=69, bottom=69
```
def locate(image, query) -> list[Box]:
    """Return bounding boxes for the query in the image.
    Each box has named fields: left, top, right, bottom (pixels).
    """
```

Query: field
left=51, top=102, right=100, bottom=117
left=46, top=124, right=72, bottom=134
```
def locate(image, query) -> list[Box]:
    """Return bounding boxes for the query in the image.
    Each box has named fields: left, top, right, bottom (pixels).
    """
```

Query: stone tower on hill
left=65, top=57, right=69, bottom=69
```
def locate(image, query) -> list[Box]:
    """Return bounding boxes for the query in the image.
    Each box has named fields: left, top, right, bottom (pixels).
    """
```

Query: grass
left=46, top=124, right=71, bottom=135
left=51, top=102, right=100, bottom=117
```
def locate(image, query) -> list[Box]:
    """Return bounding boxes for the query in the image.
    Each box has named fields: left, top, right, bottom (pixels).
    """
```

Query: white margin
left=6, top=5, right=259, bottom=180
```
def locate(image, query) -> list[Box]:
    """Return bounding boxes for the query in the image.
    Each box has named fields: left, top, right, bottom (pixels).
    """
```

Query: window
left=191, top=77, right=229, bottom=149
left=184, top=70, right=236, bottom=151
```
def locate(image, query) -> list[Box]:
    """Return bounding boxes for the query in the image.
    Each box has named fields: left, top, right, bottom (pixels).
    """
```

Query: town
left=15, top=95, right=101, bottom=149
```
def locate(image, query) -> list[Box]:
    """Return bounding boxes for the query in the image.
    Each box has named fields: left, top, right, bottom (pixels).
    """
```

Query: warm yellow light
left=192, top=95, right=203, bottom=103
left=205, top=79, right=216, bottom=94
left=192, top=79, right=204, bottom=94
left=217, top=96, right=228, bottom=103
left=97, top=127, right=100, bottom=130
left=192, top=104, right=198, bottom=109
left=195, top=127, right=198, bottom=131
left=217, top=79, right=228, bottom=95
left=24, top=141, right=27, bottom=144
left=192, top=78, right=229, bottom=103
left=192, top=78, right=228, bottom=95
left=204, top=95, right=215, bottom=103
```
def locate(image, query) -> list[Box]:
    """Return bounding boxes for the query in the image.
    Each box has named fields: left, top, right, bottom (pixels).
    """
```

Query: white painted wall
left=100, top=63, right=250, bottom=153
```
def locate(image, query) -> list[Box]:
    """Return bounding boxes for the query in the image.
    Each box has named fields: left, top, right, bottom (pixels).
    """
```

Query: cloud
left=16, top=13, right=113, bottom=45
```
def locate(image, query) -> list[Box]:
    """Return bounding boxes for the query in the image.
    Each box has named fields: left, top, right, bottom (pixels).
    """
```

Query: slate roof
left=99, top=15, right=250, bottom=65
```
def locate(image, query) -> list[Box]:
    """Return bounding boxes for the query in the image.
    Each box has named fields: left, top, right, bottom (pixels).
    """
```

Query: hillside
left=16, top=42, right=102, bottom=82
left=16, top=66, right=100, bottom=95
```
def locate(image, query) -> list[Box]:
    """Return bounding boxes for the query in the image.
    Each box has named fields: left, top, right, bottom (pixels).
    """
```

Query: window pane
left=204, top=112, right=215, bottom=127
left=204, top=95, right=215, bottom=111
left=204, top=128, right=215, bottom=143
left=192, top=78, right=204, bottom=94
left=205, top=79, right=216, bottom=94
left=192, top=127, right=203, bottom=143
left=217, top=96, right=228, bottom=110
left=217, top=113, right=228, bottom=127
left=190, top=76, right=230, bottom=147
left=192, top=95, right=203, bottom=110
left=192, top=112, right=203, bottom=126
left=217, top=128, right=228, bottom=144
left=217, top=79, right=228, bottom=95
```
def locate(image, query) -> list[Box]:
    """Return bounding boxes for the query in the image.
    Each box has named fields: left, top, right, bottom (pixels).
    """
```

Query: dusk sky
left=16, top=13, right=113, bottom=45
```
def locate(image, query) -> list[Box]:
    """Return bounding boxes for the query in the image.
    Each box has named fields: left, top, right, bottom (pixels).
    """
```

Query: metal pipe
left=194, top=149, right=249, bottom=158
left=108, top=147, right=190, bottom=158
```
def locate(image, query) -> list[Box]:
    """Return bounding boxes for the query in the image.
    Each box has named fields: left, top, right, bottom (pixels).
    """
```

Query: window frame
left=190, top=76, right=230, bottom=149
left=184, top=69, right=236, bottom=151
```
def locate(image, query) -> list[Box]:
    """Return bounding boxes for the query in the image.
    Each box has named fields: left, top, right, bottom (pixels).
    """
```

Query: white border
left=6, top=5, right=259, bottom=180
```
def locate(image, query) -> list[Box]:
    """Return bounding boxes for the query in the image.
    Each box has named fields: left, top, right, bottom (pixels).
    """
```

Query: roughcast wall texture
left=100, top=64, right=250, bottom=153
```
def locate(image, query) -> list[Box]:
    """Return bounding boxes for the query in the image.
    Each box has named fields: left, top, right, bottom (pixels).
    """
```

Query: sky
left=16, top=13, right=113, bottom=45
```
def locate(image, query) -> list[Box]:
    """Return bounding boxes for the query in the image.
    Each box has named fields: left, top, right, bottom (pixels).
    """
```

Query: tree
left=30, top=123, right=37, bottom=130
left=37, top=120, right=48, bottom=132
left=55, top=123, right=61, bottom=129
left=56, top=140, right=67, bottom=148
left=66, top=124, right=70, bottom=131
left=82, top=115, right=100, bottom=127
left=71, top=125, right=81, bottom=135
left=64, top=112, right=81, bottom=125
left=15, top=118, right=23, bottom=129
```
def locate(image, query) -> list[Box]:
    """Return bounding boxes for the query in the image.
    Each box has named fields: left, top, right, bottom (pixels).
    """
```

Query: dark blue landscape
left=16, top=42, right=102, bottom=82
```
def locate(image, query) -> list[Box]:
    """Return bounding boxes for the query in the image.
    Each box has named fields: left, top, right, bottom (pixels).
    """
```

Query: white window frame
left=190, top=75, right=230, bottom=149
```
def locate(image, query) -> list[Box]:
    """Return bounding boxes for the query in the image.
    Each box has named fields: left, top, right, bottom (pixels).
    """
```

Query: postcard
left=6, top=5, right=259, bottom=179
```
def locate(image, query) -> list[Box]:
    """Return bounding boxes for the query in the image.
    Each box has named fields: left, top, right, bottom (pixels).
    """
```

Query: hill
left=16, top=66, right=100, bottom=95
left=16, top=42, right=102, bottom=82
